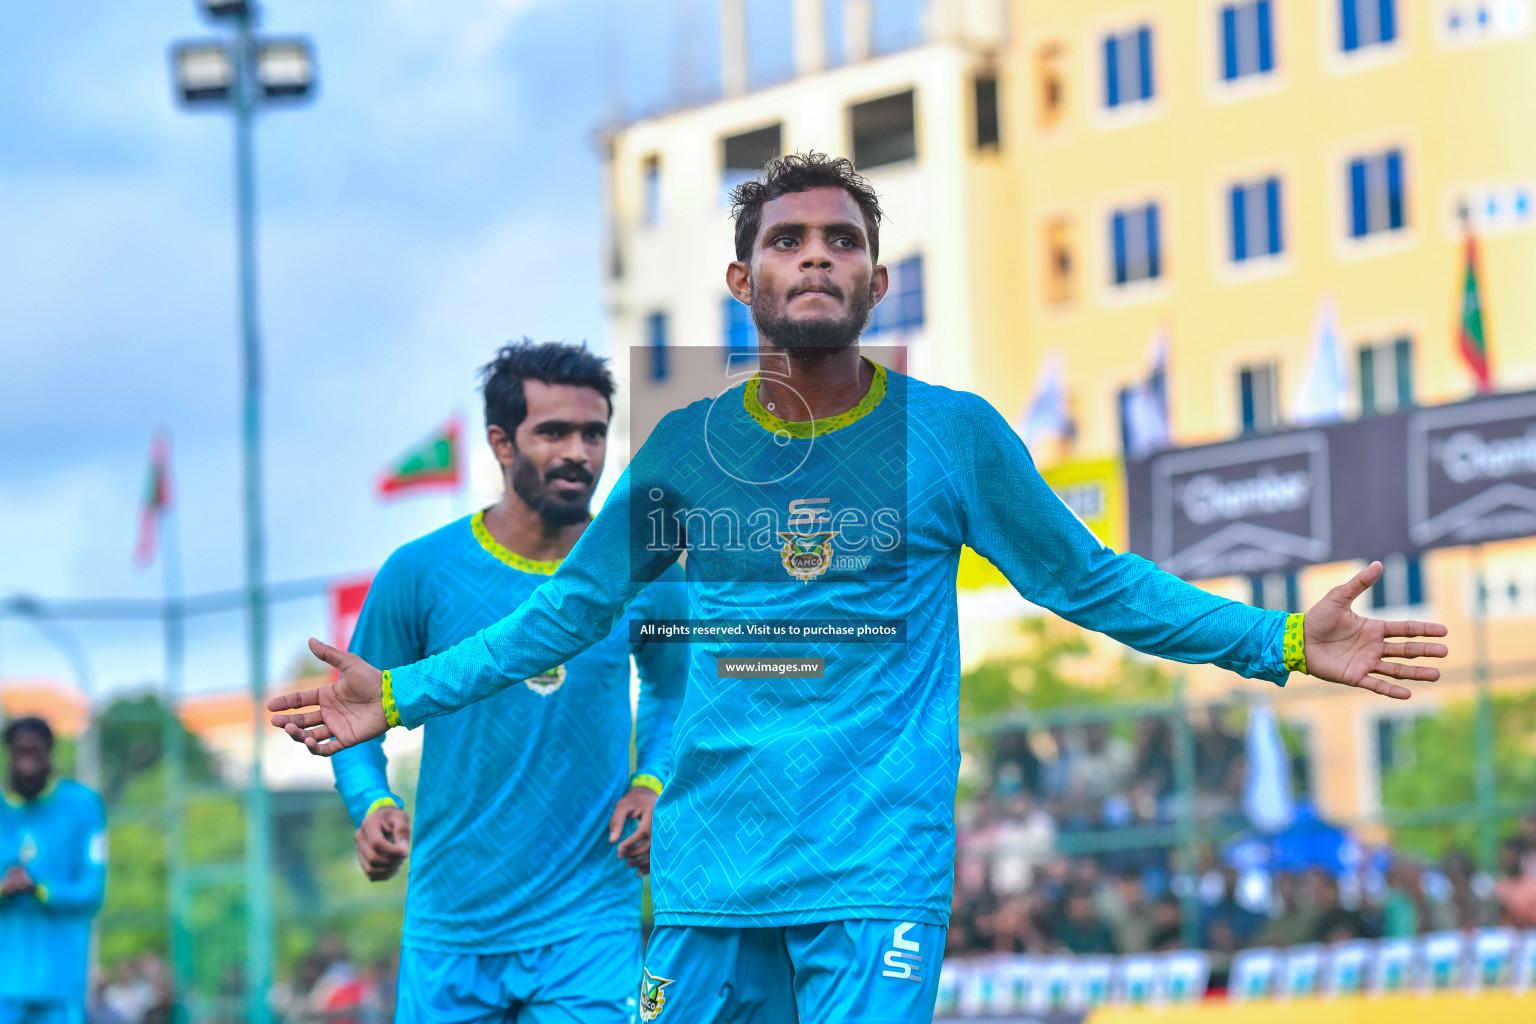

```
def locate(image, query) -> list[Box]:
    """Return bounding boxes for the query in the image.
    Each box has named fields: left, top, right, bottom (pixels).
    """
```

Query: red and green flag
left=134, top=433, right=173, bottom=566
left=1458, top=220, right=1493, bottom=394
left=375, top=417, right=462, bottom=498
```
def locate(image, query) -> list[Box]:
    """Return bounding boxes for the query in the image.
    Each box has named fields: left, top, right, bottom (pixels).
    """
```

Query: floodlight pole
left=229, top=11, right=276, bottom=1024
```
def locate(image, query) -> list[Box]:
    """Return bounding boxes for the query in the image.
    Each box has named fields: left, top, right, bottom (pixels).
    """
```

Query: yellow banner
left=958, top=456, right=1126, bottom=590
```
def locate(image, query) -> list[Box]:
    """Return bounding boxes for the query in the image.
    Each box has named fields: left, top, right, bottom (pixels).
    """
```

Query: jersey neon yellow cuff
left=630, top=774, right=664, bottom=795
left=365, top=797, right=401, bottom=818
left=382, top=669, right=402, bottom=728
left=1283, top=613, right=1307, bottom=675
left=34, top=883, right=49, bottom=904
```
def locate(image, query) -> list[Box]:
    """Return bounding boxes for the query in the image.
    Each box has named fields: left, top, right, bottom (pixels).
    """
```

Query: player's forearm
left=1049, top=548, right=1290, bottom=683
left=634, top=693, right=684, bottom=783
left=34, top=866, right=105, bottom=913
left=330, top=738, right=400, bottom=827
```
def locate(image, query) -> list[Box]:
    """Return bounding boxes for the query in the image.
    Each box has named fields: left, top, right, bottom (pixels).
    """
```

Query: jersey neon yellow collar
left=470, top=509, right=563, bottom=576
left=742, top=359, right=887, bottom=439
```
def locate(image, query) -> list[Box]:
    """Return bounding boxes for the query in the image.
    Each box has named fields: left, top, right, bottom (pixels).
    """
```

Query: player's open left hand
left=1303, top=561, right=1448, bottom=700
left=609, top=785, right=658, bottom=876
left=267, top=637, right=389, bottom=756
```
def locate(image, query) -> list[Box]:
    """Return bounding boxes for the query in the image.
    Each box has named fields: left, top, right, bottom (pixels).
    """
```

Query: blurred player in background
left=277, top=156, right=1449, bottom=1023
left=0, top=716, right=107, bottom=1024
left=329, top=341, right=688, bottom=1023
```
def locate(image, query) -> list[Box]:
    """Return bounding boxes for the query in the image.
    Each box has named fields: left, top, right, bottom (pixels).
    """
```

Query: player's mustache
left=789, top=280, right=843, bottom=300
left=545, top=465, right=593, bottom=485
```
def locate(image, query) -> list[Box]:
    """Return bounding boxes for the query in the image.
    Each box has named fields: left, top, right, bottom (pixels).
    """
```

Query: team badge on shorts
left=523, top=664, right=566, bottom=696
left=638, top=967, right=674, bottom=1021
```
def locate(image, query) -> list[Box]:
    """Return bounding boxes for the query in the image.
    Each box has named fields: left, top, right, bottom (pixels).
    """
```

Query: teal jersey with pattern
left=388, top=368, right=1289, bottom=928
left=330, top=513, right=688, bottom=953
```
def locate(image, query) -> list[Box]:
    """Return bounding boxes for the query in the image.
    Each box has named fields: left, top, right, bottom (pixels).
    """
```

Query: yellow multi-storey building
left=600, top=0, right=1536, bottom=825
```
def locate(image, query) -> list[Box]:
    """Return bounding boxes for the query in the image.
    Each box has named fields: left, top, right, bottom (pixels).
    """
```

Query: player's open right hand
left=267, top=637, right=389, bottom=756
left=356, top=805, right=411, bottom=881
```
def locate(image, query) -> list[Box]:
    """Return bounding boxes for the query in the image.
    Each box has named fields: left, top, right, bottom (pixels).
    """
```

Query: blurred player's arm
left=271, top=454, right=685, bottom=754
left=611, top=562, right=690, bottom=874
left=955, top=395, right=1445, bottom=698
left=26, top=792, right=107, bottom=912
left=329, top=550, right=422, bottom=880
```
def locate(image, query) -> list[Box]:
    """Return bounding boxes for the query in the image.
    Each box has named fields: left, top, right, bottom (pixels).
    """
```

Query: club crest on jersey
left=639, top=968, right=674, bottom=1021
left=523, top=664, right=566, bottom=696
left=777, top=497, right=838, bottom=582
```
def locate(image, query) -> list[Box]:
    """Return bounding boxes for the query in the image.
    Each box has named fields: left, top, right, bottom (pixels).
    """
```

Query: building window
left=1229, top=176, right=1284, bottom=262
left=721, top=124, right=781, bottom=197
left=647, top=311, right=668, bottom=381
left=868, top=255, right=925, bottom=335
left=1221, top=1, right=1276, bottom=81
left=1341, top=0, right=1398, bottom=52
left=1103, top=24, right=1155, bottom=109
left=1371, top=553, right=1425, bottom=609
left=1036, top=41, right=1066, bottom=127
left=722, top=296, right=757, bottom=357
left=1348, top=148, right=1407, bottom=238
left=1110, top=202, right=1162, bottom=286
left=1044, top=217, right=1075, bottom=306
left=642, top=155, right=661, bottom=226
left=1249, top=571, right=1300, bottom=612
left=974, top=74, right=1000, bottom=149
left=1358, top=337, right=1414, bottom=416
left=1238, top=362, right=1280, bottom=434
left=850, top=89, right=917, bottom=169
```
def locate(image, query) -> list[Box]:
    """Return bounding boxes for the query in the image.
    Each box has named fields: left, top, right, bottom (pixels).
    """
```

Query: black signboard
left=1126, top=389, right=1536, bottom=580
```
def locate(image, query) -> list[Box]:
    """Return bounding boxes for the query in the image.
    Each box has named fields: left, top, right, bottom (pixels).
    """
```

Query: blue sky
left=0, top=1, right=921, bottom=697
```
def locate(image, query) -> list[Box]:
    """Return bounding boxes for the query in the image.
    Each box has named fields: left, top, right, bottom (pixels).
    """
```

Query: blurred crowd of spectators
left=269, top=936, right=396, bottom=1024
left=949, top=713, right=1536, bottom=989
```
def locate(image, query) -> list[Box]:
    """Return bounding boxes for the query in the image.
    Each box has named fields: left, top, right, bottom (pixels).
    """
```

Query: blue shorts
left=396, top=928, right=640, bottom=1024
left=640, top=919, right=946, bottom=1023
left=0, top=1001, right=80, bottom=1024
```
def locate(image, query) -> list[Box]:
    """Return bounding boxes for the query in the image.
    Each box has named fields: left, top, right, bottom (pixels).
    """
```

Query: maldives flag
left=375, top=417, right=463, bottom=498
left=134, top=433, right=173, bottom=566
left=1458, top=223, right=1493, bottom=394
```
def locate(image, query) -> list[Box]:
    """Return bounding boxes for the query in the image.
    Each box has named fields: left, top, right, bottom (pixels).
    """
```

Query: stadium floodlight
left=172, top=42, right=235, bottom=104
left=199, top=0, right=251, bottom=19
left=256, top=39, right=316, bottom=100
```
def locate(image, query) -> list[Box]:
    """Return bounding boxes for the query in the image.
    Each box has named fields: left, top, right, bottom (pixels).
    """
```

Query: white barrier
left=937, top=930, right=1536, bottom=1017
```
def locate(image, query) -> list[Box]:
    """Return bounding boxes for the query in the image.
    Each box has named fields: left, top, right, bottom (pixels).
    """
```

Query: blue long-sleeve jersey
left=331, top=510, right=688, bottom=953
left=386, top=367, right=1291, bottom=928
left=0, top=779, right=106, bottom=1003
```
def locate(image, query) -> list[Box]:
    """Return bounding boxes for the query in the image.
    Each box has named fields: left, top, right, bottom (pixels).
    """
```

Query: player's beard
left=510, top=452, right=594, bottom=528
left=750, top=279, right=875, bottom=351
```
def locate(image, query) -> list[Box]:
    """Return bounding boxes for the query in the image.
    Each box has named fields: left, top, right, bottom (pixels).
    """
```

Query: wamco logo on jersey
left=880, top=922, right=924, bottom=982
left=641, top=493, right=901, bottom=580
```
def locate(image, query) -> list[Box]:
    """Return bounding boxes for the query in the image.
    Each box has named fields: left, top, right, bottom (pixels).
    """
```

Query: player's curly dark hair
left=3, top=715, right=53, bottom=748
left=480, top=339, right=615, bottom=437
left=729, top=151, right=884, bottom=264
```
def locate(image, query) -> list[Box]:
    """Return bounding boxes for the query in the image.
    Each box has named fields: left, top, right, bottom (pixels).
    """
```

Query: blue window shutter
left=1406, top=555, right=1423, bottom=605
left=902, top=256, right=925, bottom=329
left=1349, top=159, right=1369, bottom=237
left=649, top=312, right=668, bottom=381
left=1265, top=177, right=1283, bottom=255
left=1394, top=337, right=1414, bottom=408
left=1257, top=1, right=1275, bottom=72
left=1230, top=185, right=1248, bottom=262
left=1104, top=36, right=1120, bottom=107
left=1386, top=150, right=1405, bottom=230
left=1113, top=212, right=1129, bottom=284
left=1145, top=204, right=1161, bottom=279
left=1222, top=6, right=1239, bottom=80
left=1379, top=0, right=1397, bottom=43
left=1138, top=27, right=1154, bottom=100
left=1240, top=369, right=1257, bottom=432
left=1341, top=0, right=1360, bottom=51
